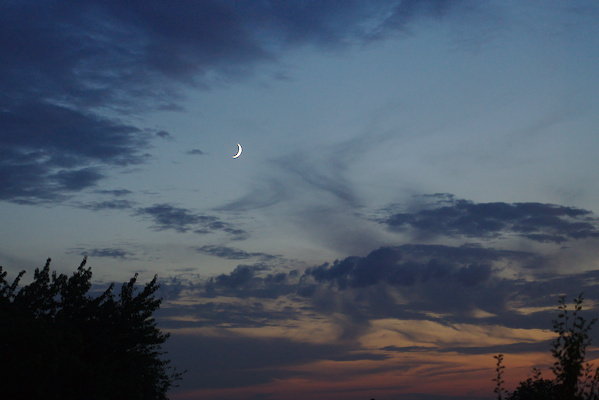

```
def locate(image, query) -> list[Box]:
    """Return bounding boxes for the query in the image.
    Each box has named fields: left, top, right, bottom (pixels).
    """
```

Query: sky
left=2, top=1, right=599, bottom=399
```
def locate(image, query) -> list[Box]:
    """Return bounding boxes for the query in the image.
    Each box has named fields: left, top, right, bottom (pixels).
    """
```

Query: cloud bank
left=150, top=195, right=599, bottom=398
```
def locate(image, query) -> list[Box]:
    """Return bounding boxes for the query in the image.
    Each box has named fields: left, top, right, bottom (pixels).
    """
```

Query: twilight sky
left=2, top=1, right=599, bottom=399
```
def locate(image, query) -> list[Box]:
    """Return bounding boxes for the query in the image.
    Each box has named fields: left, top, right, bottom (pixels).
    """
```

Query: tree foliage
left=0, top=258, right=183, bottom=400
left=494, top=294, right=599, bottom=400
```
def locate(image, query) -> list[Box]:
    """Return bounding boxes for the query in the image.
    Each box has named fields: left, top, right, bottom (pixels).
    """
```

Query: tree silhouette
left=494, top=294, right=599, bottom=400
left=0, top=258, right=183, bottom=400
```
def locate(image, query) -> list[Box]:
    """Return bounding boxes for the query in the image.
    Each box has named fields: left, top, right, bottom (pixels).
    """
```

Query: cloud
left=222, top=147, right=364, bottom=212
left=155, top=239, right=546, bottom=325
left=136, top=203, right=247, bottom=238
left=77, top=188, right=135, bottom=210
left=151, top=217, right=599, bottom=397
left=152, top=193, right=599, bottom=346
left=219, top=145, right=389, bottom=256
left=3, top=1, right=465, bottom=113
left=218, top=179, right=290, bottom=211
left=196, top=245, right=277, bottom=261
left=158, top=292, right=299, bottom=331
left=0, top=102, right=149, bottom=203
left=81, top=199, right=136, bottom=211
left=303, top=245, right=507, bottom=290
left=296, top=242, right=561, bottom=331
left=275, top=152, right=360, bottom=207
left=156, top=130, right=173, bottom=140
left=381, top=194, right=599, bottom=243
left=0, top=102, right=149, bottom=163
left=154, top=267, right=599, bottom=400
left=155, top=243, right=524, bottom=330
left=213, top=265, right=264, bottom=289
left=70, top=247, right=131, bottom=259
left=186, top=149, right=204, bottom=155
left=204, top=264, right=296, bottom=300
left=137, top=204, right=208, bottom=232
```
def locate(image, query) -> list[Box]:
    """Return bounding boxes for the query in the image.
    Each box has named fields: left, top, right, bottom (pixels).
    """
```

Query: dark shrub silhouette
left=494, top=294, right=599, bottom=400
left=0, top=258, right=183, bottom=400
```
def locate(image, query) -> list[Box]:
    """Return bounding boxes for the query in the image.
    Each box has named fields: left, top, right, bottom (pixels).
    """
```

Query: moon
left=232, top=143, right=242, bottom=159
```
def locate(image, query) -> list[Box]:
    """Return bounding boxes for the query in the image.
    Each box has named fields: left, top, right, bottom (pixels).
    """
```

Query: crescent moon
left=232, top=143, right=242, bottom=159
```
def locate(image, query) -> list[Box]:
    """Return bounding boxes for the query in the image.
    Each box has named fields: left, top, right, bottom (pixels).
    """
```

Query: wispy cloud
left=196, top=245, right=277, bottom=261
left=136, top=203, right=247, bottom=239
left=156, top=130, right=174, bottom=140
left=70, top=247, right=131, bottom=259
left=81, top=199, right=136, bottom=211
left=93, top=189, right=133, bottom=197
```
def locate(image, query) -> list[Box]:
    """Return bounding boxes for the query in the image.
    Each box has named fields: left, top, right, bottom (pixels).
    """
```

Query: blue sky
left=2, top=1, right=599, bottom=399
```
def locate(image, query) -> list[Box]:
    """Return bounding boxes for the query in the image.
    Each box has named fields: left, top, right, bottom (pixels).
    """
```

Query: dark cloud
left=382, top=194, right=599, bottom=243
left=156, top=264, right=599, bottom=336
left=137, top=203, right=209, bottom=232
left=0, top=102, right=149, bottom=203
left=203, top=264, right=296, bottom=299
left=0, top=162, right=104, bottom=204
left=213, top=265, right=261, bottom=289
left=155, top=130, right=173, bottom=140
left=53, top=168, right=103, bottom=190
left=136, top=203, right=247, bottom=238
left=153, top=243, right=529, bottom=328
left=71, top=247, right=131, bottom=259
left=186, top=149, right=204, bottom=155
left=150, top=189, right=599, bottom=334
left=303, top=245, right=502, bottom=290
left=0, top=102, right=148, bottom=164
left=153, top=262, right=297, bottom=303
left=155, top=235, right=569, bottom=328
left=196, top=245, right=277, bottom=261
left=303, top=242, right=597, bottom=333
left=293, top=245, right=520, bottom=334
